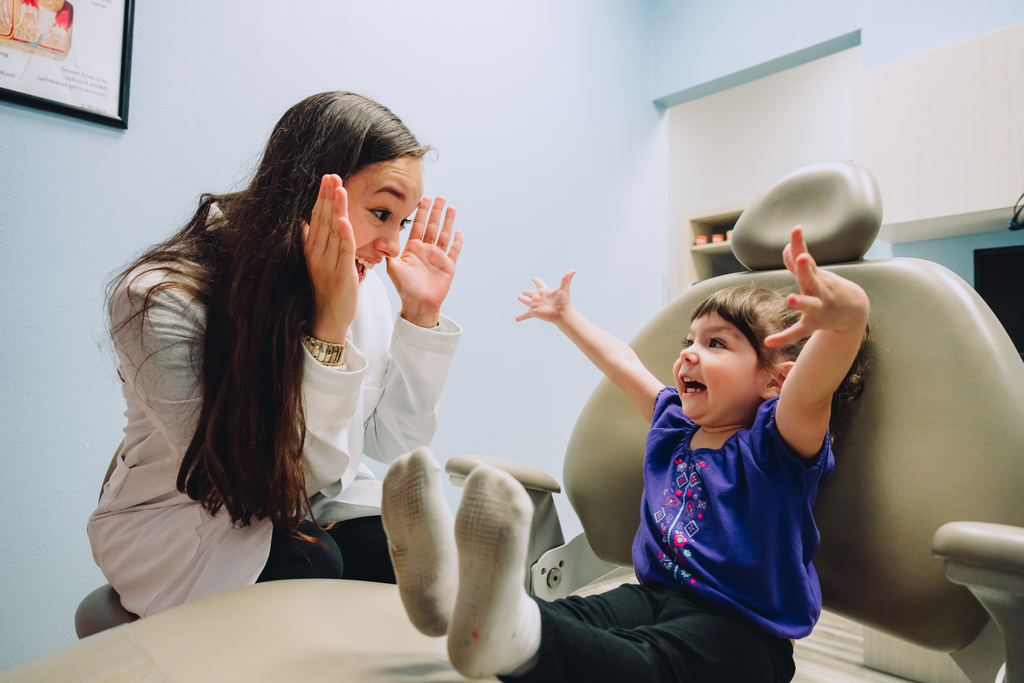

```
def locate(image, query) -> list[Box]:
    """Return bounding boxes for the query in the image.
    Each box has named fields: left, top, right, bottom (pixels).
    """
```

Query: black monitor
left=974, top=244, right=1024, bottom=360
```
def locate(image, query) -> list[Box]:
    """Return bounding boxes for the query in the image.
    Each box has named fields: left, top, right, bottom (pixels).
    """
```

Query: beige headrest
left=731, top=161, right=882, bottom=270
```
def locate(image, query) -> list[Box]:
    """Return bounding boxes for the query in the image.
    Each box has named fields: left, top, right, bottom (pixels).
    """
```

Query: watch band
left=301, top=334, right=345, bottom=367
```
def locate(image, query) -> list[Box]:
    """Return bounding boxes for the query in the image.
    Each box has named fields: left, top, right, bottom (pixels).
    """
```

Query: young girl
left=381, top=226, right=869, bottom=682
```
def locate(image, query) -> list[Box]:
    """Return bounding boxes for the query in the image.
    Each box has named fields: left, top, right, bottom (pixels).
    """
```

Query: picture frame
left=0, top=0, right=134, bottom=129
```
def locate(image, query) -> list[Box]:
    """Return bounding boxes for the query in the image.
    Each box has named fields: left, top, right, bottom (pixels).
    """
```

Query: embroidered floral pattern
left=653, top=453, right=710, bottom=588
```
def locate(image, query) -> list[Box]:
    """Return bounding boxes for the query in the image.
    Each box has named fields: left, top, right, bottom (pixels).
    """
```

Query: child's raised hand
left=765, top=226, right=869, bottom=348
left=515, top=270, right=576, bottom=323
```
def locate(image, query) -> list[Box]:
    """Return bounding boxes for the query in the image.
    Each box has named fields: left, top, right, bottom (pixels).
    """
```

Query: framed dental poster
left=0, top=0, right=134, bottom=129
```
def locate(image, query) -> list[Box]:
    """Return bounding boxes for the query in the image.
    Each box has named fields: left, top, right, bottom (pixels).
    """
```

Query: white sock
left=381, top=446, right=457, bottom=637
left=447, top=465, right=542, bottom=678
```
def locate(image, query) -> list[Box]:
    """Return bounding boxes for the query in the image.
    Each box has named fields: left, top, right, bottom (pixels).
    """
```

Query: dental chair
left=5, top=161, right=1022, bottom=683
left=494, top=161, right=1024, bottom=683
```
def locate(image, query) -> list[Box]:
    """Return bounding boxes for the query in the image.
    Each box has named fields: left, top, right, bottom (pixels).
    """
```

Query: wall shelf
left=679, top=201, right=749, bottom=289
left=691, top=241, right=735, bottom=254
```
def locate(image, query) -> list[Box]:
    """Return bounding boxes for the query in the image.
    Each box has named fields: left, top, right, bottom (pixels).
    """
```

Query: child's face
left=674, top=314, right=777, bottom=430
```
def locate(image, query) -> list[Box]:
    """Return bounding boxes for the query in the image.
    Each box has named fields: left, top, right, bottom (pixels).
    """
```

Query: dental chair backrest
left=563, top=161, right=1024, bottom=652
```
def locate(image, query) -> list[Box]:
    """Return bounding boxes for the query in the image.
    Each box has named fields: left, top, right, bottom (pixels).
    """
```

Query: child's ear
left=762, top=361, right=796, bottom=399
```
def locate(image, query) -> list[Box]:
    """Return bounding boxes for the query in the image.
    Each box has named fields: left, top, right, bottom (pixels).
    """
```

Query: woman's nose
left=378, top=226, right=401, bottom=258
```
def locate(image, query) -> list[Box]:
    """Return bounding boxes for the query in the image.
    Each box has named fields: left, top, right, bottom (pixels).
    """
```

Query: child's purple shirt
left=632, top=388, right=834, bottom=639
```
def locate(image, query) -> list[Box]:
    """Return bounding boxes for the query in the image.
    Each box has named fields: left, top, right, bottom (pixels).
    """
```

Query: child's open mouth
left=683, top=380, right=706, bottom=394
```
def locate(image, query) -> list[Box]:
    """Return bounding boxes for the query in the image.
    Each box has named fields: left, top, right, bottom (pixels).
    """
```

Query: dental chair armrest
left=444, top=455, right=561, bottom=494
left=933, top=522, right=1024, bottom=576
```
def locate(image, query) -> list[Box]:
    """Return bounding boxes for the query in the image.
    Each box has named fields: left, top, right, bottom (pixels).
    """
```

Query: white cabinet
left=853, top=21, right=1024, bottom=243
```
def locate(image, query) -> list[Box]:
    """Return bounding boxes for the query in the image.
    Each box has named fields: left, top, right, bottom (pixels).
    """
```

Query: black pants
left=255, top=516, right=396, bottom=584
left=504, top=583, right=795, bottom=683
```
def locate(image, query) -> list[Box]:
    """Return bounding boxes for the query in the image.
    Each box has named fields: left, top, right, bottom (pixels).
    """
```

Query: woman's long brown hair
left=109, top=92, right=429, bottom=535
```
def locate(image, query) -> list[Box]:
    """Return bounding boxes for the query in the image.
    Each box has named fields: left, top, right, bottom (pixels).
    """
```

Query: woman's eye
left=399, top=218, right=412, bottom=231
left=371, top=209, right=391, bottom=222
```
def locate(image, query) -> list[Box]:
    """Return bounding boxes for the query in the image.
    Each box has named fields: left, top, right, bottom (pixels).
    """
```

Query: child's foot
left=381, top=447, right=457, bottom=637
left=448, top=465, right=542, bottom=678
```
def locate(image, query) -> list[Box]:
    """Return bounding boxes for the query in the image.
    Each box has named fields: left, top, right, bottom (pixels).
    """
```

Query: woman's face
left=343, top=157, right=424, bottom=282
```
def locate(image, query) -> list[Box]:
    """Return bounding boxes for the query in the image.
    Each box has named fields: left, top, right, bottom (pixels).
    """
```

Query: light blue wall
left=893, top=230, right=1024, bottom=287
left=0, top=0, right=664, bottom=667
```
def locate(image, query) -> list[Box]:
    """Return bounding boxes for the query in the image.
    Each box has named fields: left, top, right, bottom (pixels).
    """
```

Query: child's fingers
left=791, top=252, right=822, bottom=297
left=782, top=242, right=796, bottom=274
left=560, top=270, right=576, bottom=291
left=532, top=277, right=548, bottom=291
left=514, top=311, right=533, bottom=322
left=765, top=320, right=808, bottom=348
left=787, top=292, right=823, bottom=316
left=790, top=225, right=808, bottom=258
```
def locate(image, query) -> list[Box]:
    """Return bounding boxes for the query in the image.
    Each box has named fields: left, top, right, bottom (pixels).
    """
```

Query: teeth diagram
left=1, top=0, right=74, bottom=61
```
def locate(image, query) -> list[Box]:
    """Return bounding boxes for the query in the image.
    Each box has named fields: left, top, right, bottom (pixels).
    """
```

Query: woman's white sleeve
left=111, top=279, right=205, bottom=458
left=299, top=345, right=368, bottom=495
left=362, top=314, right=462, bottom=466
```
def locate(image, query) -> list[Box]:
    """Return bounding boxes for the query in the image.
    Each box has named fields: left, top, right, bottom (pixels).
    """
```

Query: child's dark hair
left=692, top=286, right=870, bottom=435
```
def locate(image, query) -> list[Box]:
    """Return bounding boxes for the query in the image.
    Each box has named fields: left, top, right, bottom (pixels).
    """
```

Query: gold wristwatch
left=301, top=334, right=345, bottom=367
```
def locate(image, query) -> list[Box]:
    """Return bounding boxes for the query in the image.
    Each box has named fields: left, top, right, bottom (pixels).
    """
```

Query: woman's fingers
left=408, top=197, right=431, bottom=242
left=337, top=216, right=355, bottom=261
left=307, top=178, right=324, bottom=246
left=436, top=206, right=457, bottom=251
left=446, top=230, right=464, bottom=266
left=316, top=177, right=342, bottom=257
left=422, top=197, right=447, bottom=245
left=334, top=176, right=348, bottom=225
left=321, top=184, right=347, bottom=266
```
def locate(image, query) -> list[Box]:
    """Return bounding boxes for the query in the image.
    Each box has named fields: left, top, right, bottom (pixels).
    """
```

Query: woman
left=88, top=91, right=463, bottom=617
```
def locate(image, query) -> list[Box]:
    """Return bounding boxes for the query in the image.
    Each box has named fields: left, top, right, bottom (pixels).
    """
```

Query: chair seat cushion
left=74, top=584, right=138, bottom=639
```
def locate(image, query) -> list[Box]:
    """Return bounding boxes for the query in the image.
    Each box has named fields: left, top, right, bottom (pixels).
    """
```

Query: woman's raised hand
left=303, top=174, right=359, bottom=344
left=764, top=226, right=869, bottom=348
left=387, top=196, right=463, bottom=328
left=515, top=270, right=576, bottom=324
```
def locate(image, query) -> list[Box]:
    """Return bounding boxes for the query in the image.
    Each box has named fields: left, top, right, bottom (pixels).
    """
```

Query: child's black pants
left=504, top=582, right=795, bottom=683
